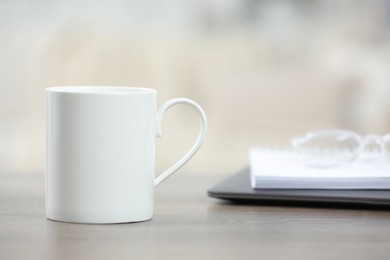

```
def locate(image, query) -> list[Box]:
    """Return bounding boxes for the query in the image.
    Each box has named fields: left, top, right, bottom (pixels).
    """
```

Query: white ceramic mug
left=46, top=86, right=207, bottom=224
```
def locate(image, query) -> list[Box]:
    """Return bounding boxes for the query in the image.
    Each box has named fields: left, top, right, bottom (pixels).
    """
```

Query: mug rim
left=46, top=86, right=156, bottom=95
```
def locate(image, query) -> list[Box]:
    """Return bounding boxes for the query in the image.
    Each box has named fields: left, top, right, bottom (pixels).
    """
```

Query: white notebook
left=249, top=148, right=390, bottom=189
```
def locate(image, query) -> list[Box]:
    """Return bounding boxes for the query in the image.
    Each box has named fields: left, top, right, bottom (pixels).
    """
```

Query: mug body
left=46, top=87, right=156, bottom=223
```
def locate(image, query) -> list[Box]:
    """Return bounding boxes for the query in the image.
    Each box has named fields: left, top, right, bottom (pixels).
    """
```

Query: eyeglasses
left=291, top=129, right=390, bottom=168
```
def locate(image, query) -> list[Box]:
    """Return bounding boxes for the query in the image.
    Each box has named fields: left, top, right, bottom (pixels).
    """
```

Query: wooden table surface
left=1, top=172, right=390, bottom=260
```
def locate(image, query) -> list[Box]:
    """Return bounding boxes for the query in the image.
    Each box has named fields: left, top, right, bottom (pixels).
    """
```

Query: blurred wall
left=1, top=0, right=390, bottom=174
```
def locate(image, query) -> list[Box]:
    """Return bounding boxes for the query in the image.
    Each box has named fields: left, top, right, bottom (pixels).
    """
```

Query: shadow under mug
left=45, top=86, right=207, bottom=224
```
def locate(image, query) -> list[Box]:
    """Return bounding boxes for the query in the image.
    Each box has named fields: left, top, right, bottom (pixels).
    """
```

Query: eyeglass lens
left=293, top=130, right=361, bottom=167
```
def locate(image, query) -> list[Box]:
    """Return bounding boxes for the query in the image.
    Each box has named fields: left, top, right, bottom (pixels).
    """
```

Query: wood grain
left=1, top=172, right=390, bottom=260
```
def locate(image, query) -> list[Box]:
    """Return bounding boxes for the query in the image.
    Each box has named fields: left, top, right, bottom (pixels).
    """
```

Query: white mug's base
left=46, top=211, right=153, bottom=224
left=46, top=217, right=152, bottom=224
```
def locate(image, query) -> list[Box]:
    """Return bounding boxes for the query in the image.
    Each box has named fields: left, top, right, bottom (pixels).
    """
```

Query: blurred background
left=1, top=0, right=390, bottom=175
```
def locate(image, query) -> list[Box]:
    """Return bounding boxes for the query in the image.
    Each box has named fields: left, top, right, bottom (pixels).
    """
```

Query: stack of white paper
left=249, top=148, right=390, bottom=189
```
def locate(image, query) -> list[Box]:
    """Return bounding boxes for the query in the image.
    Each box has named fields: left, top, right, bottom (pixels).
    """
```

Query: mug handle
left=154, top=98, right=207, bottom=187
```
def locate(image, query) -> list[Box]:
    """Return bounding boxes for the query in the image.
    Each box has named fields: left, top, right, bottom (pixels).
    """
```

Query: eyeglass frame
left=291, top=129, right=390, bottom=166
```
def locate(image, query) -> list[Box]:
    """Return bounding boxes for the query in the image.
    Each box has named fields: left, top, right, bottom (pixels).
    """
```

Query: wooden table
left=1, top=172, right=390, bottom=260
